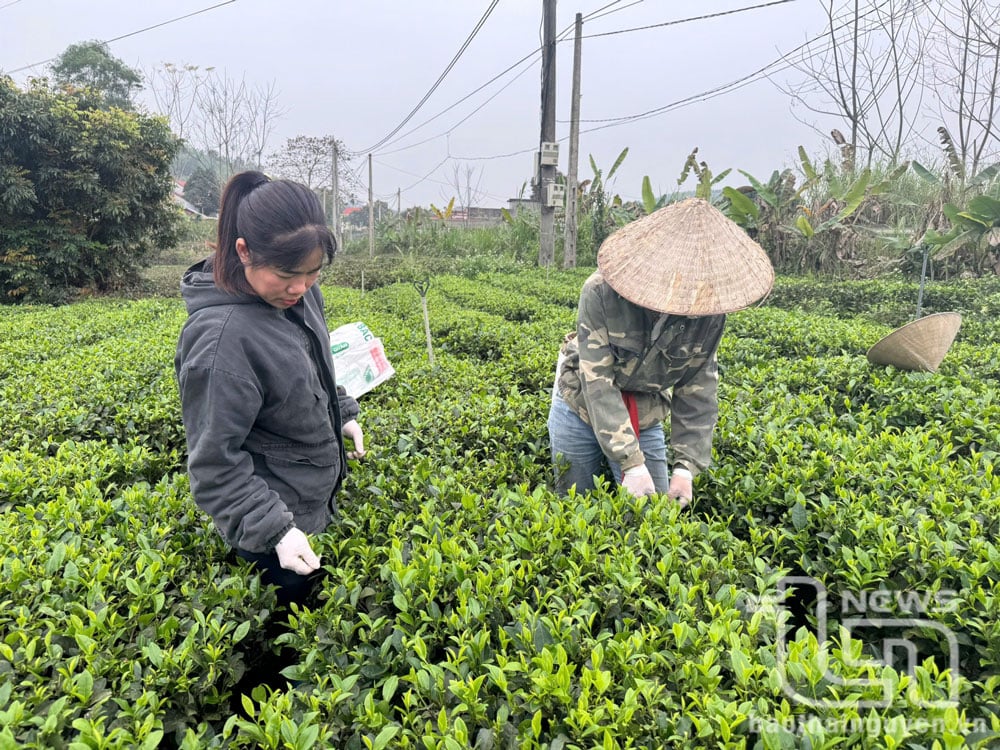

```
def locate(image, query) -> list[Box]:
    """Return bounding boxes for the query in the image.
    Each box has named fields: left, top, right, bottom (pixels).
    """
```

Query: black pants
left=235, top=548, right=325, bottom=606
left=228, top=549, right=326, bottom=699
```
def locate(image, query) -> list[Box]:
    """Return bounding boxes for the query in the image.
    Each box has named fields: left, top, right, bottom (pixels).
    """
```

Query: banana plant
left=676, top=147, right=731, bottom=202
left=794, top=168, right=872, bottom=238
left=584, top=147, right=629, bottom=248
left=430, top=197, right=455, bottom=222
left=731, top=148, right=814, bottom=230
left=640, top=176, right=668, bottom=215
left=640, top=148, right=734, bottom=216
left=923, top=194, right=1000, bottom=263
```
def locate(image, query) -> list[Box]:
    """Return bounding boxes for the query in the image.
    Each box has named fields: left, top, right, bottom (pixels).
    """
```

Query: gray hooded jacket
left=175, top=259, right=359, bottom=553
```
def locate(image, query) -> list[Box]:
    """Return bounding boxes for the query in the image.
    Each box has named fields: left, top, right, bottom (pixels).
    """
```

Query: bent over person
left=549, top=198, right=773, bottom=506
left=175, top=170, right=365, bottom=605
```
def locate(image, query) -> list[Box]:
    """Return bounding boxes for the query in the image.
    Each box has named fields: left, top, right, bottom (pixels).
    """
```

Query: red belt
left=622, top=391, right=640, bottom=437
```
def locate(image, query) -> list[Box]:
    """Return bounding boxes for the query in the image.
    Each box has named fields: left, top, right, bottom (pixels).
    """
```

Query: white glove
left=668, top=467, right=693, bottom=509
left=275, top=527, right=321, bottom=575
left=342, top=418, right=366, bottom=459
left=621, top=464, right=656, bottom=497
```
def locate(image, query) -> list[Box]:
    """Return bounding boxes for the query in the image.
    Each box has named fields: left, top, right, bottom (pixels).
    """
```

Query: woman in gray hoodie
left=175, top=170, right=364, bottom=604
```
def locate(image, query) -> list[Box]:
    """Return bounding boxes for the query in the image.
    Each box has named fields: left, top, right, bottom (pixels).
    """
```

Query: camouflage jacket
left=555, top=270, right=725, bottom=475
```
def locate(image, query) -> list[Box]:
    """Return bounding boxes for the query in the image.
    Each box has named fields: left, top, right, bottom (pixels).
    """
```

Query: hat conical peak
left=598, top=198, right=774, bottom=315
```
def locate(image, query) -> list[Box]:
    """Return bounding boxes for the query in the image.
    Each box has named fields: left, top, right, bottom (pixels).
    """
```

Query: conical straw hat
left=866, top=312, right=962, bottom=372
left=597, top=197, right=774, bottom=315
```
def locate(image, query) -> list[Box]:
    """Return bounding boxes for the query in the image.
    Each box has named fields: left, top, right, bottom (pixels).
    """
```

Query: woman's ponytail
left=213, top=171, right=270, bottom=293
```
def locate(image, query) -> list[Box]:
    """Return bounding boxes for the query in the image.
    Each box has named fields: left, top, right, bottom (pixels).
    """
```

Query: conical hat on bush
left=866, top=312, right=963, bottom=372
left=597, top=197, right=774, bottom=315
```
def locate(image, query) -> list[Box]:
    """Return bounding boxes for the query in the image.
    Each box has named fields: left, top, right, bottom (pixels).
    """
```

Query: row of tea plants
left=1, top=268, right=999, bottom=748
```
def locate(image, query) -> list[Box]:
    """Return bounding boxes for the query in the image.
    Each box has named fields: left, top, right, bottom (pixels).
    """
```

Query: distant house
left=172, top=180, right=210, bottom=219
left=445, top=206, right=504, bottom=228
left=507, top=197, right=540, bottom=215
left=342, top=203, right=505, bottom=229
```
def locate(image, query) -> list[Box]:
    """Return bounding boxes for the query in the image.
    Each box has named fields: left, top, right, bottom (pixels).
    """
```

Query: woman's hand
left=342, top=418, right=366, bottom=459
left=621, top=464, right=655, bottom=497
left=668, top=467, right=693, bottom=509
left=275, top=527, right=321, bottom=574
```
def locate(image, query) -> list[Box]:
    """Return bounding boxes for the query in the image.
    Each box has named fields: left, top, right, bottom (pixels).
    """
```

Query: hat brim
left=597, top=198, right=774, bottom=315
left=866, top=312, right=963, bottom=372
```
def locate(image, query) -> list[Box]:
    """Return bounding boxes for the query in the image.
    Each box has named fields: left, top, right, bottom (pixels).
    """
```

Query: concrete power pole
left=332, top=139, right=341, bottom=251
left=368, top=153, right=375, bottom=258
left=563, top=13, right=582, bottom=269
left=538, top=0, right=557, bottom=267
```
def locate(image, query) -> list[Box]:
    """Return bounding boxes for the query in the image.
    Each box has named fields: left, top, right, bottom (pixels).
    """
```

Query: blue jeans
left=547, top=393, right=670, bottom=495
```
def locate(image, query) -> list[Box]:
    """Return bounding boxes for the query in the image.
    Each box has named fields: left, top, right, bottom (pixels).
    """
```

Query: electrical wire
left=448, top=0, right=898, bottom=164
left=362, top=0, right=878, bottom=202
left=582, top=0, right=798, bottom=40
left=4, top=0, right=239, bottom=75
left=357, top=0, right=500, bottom=154
left=373, top=47, right=540, bottom=156
left=583, top=0, right=644, bottom=24
left=360, top=0, right=810, bottom=199
left=368, top=0, right=625, bottom=157
left=571, top=0, right=900, bottom=128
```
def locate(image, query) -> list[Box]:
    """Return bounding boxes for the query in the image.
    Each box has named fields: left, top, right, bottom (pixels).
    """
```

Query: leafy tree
left=49, top=40, right=143, bottom=110
left=0, top=77, right=180, bottom=303
left=183, top=165, right=221, bottom=216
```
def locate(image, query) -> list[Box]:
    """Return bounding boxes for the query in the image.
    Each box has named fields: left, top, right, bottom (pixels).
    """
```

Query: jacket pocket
left=256, top=438, right=341, bottom=518
left=609, top=332, right=644, bottom=363
left=261, top=438, right=339, bottom=467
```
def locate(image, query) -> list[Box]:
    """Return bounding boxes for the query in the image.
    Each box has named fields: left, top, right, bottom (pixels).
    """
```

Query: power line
left=368, top=0, right=621, bottom=157
left=362, top=0, right=811, bottom=202
left=357, top=0, right=500, bottom=154
left=4, top=0, right=239, bottom=75
left=373, top=47, right=540, bottom=156
left=583, top=0, right=645, bottom=24
left=376, top=53, right=538, bottom=158
left=0, top=0, right=27, bottom=11
left=365, top=0, right=857, bottom=202
left=401, top=1, right=811, bottom=165
left=448, top=0, right=897, bottom=163
left=572, top=0, right=899, bottom=128
left=582, top=0, right=799, bottom=40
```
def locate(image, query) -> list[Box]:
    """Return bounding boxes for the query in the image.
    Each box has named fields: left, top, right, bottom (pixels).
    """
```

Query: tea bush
left=2, top=269, right=999, bottom=748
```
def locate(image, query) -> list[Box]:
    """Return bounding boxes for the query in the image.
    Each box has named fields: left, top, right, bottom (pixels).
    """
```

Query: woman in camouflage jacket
left=548, top=198, right=773, bottom=506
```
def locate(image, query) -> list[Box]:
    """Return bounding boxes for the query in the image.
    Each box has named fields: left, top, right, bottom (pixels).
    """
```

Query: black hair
left=213, top=170, right=337, bottom=295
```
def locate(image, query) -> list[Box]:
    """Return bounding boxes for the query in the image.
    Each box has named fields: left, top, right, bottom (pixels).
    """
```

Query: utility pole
left=368, top=153, right=375, bottom=258
left=538, top=0, right=557, bottom=267
left=563, top=12, right=582, bottom=269
left=332, top=139, right=341, bottom=251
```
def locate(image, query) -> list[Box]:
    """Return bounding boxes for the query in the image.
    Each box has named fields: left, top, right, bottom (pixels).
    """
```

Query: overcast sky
left=2, top=0, right=842, bottom=208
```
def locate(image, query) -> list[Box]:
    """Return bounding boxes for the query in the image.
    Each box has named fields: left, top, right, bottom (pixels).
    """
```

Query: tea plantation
left=2, top=269, right=1000, bottom=749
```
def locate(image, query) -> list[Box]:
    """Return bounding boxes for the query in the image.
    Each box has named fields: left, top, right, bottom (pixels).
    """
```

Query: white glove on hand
left=621, top=464, right=656, bottom=497
left=668, top=467, right=693, bottom=509
left=342, top=418, right=366, bottom=459
left=275, top=527, right=321, bottom=575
